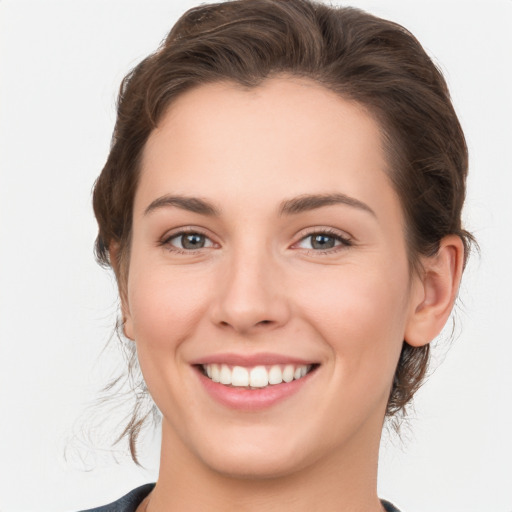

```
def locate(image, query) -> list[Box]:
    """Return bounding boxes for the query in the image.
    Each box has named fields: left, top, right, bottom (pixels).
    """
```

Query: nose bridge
left=212, top=236, right=289, bottom=333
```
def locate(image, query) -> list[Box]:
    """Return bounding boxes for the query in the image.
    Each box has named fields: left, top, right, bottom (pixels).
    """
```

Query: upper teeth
left=203, top=364, right=312, bottom=388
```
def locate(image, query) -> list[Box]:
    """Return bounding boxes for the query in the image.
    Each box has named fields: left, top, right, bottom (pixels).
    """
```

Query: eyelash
left=160, top=228, right=214, bottom=255
left=160, top=228, right=353, bottom=255
left=294, top=228, right=353, bottom=255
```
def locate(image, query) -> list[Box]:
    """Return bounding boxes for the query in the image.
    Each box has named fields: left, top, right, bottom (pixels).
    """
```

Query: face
left=123, top=77, right=421, bottom=478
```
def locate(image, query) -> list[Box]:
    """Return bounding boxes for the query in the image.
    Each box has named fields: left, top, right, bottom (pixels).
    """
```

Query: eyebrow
left=279, top=193, right=376, bottom=217
left=143, top=192, right=376, bottom=218
left=144, top=195, right=220, bottom=216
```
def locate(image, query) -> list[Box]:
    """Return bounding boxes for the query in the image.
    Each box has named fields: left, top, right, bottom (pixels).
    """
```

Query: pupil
left=311, top=234, right=335, bottom=249
left=182, top=233, right=205, bottom=249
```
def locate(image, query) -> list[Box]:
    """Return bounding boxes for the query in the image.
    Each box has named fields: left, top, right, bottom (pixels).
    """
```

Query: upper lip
left=190, top=352, right=318, bottom=367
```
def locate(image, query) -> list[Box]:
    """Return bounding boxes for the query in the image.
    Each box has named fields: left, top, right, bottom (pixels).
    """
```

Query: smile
left=201, top=363, right=315, bottom=389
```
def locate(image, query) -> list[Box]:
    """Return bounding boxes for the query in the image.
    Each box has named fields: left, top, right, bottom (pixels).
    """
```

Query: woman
left=83, top=0, right=473, bottom=510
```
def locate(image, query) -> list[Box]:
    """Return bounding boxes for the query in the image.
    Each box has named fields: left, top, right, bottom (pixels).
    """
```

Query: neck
left=148, top=419, right=384, bottom=512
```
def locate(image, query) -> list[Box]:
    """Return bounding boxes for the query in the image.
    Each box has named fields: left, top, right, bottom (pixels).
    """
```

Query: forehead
left=137, top=76, right=400, bottom=223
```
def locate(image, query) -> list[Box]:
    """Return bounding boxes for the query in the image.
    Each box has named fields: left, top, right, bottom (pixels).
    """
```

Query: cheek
left=126, top=264, right=213, bottom=349
left=125, top=263, right=216, bottom=415
left=295, top=262, right=410, bottom=374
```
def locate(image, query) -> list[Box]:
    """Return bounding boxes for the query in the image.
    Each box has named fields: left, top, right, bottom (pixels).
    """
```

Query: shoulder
left=381, top=499, right=402, bottom=512
left=77, top=483, right=155, bottom=512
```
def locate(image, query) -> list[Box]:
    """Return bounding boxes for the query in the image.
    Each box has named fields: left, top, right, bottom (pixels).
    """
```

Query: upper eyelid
left=161, top=226, right=213, bottom=242
left=293, top=226, right=353, bottom=242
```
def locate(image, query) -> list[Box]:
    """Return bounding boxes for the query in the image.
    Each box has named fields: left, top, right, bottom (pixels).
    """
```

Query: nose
left=210, top=245, right=291, bottom=335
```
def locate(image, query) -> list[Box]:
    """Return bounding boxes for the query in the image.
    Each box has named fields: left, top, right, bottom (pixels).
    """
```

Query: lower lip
left=195, top=367, right=316, bottom=411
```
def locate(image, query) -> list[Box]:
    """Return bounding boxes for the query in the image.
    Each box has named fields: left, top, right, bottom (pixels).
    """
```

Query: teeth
left=249, top=366, right=268, bottom=388
left=282, top=364, right=294, bottom=383
left=219, top=364, right=231, bottom=385
left=268, top=365, right=283, bottom=385
left=202, top=363, right=313, bottom=388
left=231, top=366, right=249, bottom=387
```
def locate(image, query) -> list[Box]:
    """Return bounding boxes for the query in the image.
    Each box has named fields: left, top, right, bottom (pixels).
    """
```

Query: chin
left=200, top=447, right=312, bottom=480
left=186, top=424, right=323, bottom=480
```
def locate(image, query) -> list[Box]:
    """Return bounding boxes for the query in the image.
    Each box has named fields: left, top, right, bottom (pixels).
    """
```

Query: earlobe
left=404, top=235, right=465, bottom=347
left=122, top=315, right=135, bottom=341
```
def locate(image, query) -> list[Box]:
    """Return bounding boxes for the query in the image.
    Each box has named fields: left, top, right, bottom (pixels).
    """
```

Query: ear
left=404, top=235, right=465, bottom=347
left=109, top=242, right=135, bottom=341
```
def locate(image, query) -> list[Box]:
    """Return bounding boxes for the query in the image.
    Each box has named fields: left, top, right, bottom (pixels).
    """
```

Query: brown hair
left=93, top=0, right=474, bottom=461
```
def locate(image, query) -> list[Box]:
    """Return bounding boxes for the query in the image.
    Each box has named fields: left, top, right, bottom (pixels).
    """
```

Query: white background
left=1, top=1, right=511, bottom=511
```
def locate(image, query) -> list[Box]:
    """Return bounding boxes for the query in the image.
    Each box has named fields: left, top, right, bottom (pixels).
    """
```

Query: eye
left=164, top=231, right=215, bottom=251
left=295, top=230, right=352, bottom=252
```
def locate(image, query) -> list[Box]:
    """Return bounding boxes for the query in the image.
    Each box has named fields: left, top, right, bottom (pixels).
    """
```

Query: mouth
left=198, top=363, right=318, bottom=389
left=191, top=353, right=321, bottom=410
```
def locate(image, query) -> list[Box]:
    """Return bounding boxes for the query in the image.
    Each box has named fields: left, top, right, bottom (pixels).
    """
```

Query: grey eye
left=181, top=233, right=205, bottom=249
left=296, top=231, right=351, bottom=251
left=180, top=233, right=206, bottom=249
left=310, top=234, right=337, bottom=249
left=167, top=232, right=214, bottom=250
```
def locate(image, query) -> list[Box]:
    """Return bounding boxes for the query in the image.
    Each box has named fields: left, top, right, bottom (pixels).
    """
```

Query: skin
left=116, top=76, right=463, bottom=512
